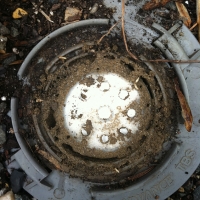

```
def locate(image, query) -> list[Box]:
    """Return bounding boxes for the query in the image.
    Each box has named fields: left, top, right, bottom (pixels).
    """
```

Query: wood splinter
left=174, top=78, right=193, bottom=132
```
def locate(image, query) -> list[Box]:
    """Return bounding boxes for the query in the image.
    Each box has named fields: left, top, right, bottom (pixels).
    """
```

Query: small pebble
left=0, top=22, right=10, bottom=35
left=194, top=186, right=200, bottom=200
left=0, top=102, right=6, bottom=112
left=0, top=35, right=7, bottom=53
left=178, top=187, right=184, bottom=193
left=1, top=96, right=6, bottom=101
left=3, top=55, right=16, bottom=65
left=90, top=3, right=98, bottom=14
left=64, top=7, right=82, bottom=22
left=12, top=47, right=19, bottom=54
left=0, top=125, right=6, bottom=145
left=51, top=3, right=61, bottom=11
left=50, top=11, right=54, bottom=16
left=12, top=8, right=28, bottom=19
left=10, top=27, right=19, bottom=37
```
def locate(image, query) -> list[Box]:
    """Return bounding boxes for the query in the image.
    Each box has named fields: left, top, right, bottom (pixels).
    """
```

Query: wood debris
left=114, top=168, right=120, bottom=173
left=9, top=60, right=23, bottom=65
left=9, top=128, right=14, bottom=134
left=51, top=3, right=61, bottom=11
left=143, top=0, right=172, bottom=11
left=38, top=150, right=62, bottom=170
left=36, top=98, right=43, bottom=102
left=134, top=77, right=140, bottom=90
left=128, top=166, right=155, bottom=181
left=39, top=9, right=54, bottom=23
left=58, top=56, right=67, bottom=60
left=197, top=0, right=200, bottom=42
left=175, top=2, right=191, bottom=28
left=174, top=78, right=193, bottom=132
left=190, top=22, right=198, bottom=31
left=12, top=8, right=28, bottom=19
left=64, top=7, right=82, bottom=22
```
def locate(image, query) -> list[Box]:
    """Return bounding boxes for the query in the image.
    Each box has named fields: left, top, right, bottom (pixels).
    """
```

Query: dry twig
left=128, top=166, right=155, bottom=181
left=190, top=22, right=198, bottom=31
left=175, top=2, right=191, bottom=28
left=143, top=0, right=171, bottom=11
left=9, top=60, right=23, bottom=65
left=97, top=20, right=121, bottom=44
left=121, top=0, right=200, bottom=64
left=174, top=78, right=193, bottom=132
left=121, top=0, right=138, bottom=61
left=39, top=9, right=54, bottom=23
left=38, top=150, right=62, bottom=170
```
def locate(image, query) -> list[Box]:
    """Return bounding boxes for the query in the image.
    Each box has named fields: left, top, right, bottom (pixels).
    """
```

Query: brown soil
left=26, top=29, right=177, bottom=182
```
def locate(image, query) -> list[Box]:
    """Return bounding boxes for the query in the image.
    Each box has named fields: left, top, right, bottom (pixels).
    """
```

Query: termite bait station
left=9, top=0, right=200, bottom=199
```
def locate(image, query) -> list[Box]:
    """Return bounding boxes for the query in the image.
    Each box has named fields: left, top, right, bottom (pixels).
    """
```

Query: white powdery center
left=64, top=73, right=140, bottom=152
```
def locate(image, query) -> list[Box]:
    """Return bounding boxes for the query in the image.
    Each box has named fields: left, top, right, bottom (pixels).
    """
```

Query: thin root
left=190, top=22, right=197, bottom=31
left=39, top=9, right=54, bottom=23
left=121, top=0, right=200, bottom=64
left=97, top=20, right=121, bottom=44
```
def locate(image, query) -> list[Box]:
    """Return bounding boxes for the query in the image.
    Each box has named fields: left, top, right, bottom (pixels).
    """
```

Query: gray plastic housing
left=9, top=0, right=200, bottom=197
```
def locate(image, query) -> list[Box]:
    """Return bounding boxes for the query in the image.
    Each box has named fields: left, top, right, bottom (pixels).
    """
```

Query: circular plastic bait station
left=9, top=1, right=200, bottom=200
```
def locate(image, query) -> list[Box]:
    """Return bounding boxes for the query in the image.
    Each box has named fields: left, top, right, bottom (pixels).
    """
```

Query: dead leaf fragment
left=38, top=150, right=62, bottom=170
left=64, top=7, right=82, bottom=22
left=51, top=3, right=61, bottom=11
left=12, top=8, right=28, bottom=19
left=143, top=0, right=171, bottom=11
left=9, top=60, right=23, bottom=65
left=175, top=2, right=191, bottom=28
left=174, top=78, right=193, bottom=132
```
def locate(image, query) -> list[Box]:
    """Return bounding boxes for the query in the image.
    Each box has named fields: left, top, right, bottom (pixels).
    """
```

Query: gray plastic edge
left=11, top=97, right=48, bottom=179
left=32, top=115, right=62, bottom=162
left=91, top=143, right=179, bottom=195
left=17, top=19, right=109, bottom=80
